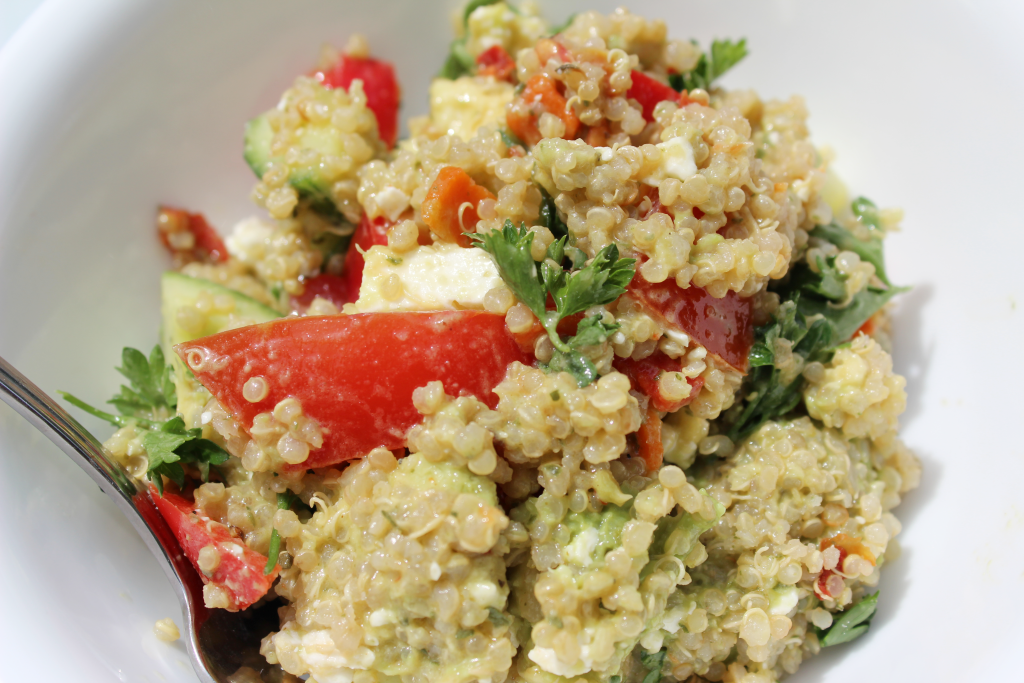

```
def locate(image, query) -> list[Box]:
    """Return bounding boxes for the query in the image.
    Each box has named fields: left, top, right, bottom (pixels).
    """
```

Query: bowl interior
left=1, top=1, right=1022, bottom=681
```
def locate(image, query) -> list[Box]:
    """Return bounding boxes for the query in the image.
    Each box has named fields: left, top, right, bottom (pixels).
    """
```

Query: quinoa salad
left=64, top=4, right=920, bottom=683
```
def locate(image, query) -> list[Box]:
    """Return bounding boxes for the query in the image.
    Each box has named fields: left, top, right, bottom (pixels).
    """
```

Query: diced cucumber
left=161, top=272, right=281, bottom=427
left=243, top=113, right=345, bottom=220
left=243, top=113, right=274, bottom=179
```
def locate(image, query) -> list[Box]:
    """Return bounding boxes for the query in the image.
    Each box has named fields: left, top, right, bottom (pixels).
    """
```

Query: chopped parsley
left=669, top=38, right=748, bottom=93
left=819, top=592, right=880, bottom=647
left=438, top=0, right=510, bottom=79
left=725, top=199, right=907, bottom=440
left=60, top=345, right=228, bottom=494
left=265, top=491, right=299, bottom=575
left=548, top=12, right=576, bottom=36
left=639, top=647, right=668, bottom=683
left=537, top=185, right=568, bottom=239
left=471, top=220, right=635, bottom=386
left=486, top=607, right=511, bottom=626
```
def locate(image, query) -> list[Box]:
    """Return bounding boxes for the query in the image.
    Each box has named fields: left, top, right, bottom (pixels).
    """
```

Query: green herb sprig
left=471, top=220, right=635, bottom=386
left=439, top=0, right=511, bottom=79
left=60, top=345, right=228, bottom=494
left=818, top=592, right=880, bottom=647
left=264, top=491, right=299, bottom=575
left=725, top=199, right=907, bottom=440
left=669, top=38, right=748, bottom=93
left=639, top=648, right=667, bottom=683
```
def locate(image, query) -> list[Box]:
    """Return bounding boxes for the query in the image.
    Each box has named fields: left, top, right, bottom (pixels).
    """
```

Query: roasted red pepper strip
left=636, top=405, right=664, bottom=473
left=149, top=484, right=278, bottom=611
left=175, top=312, right=531, bottom=469
left=628, top=273, right=753, bottom=374
left=507, top=73, right=580, bottom=146
left=476, top=45, right=516, bottom=82
left=315, top=55, right=401, bottom=149
left=614, top=350, right=705, bottom=412
left=421, top=166, right=497, bottom=248
left=157, top=206, right=229, bottom=264
left=626, top=70, right=688, bottom=123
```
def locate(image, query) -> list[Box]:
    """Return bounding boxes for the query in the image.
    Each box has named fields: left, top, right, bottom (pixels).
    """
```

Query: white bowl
left=1, top=1, right=1021, bottom=681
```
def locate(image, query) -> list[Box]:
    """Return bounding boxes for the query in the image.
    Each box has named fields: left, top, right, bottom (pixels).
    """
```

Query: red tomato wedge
left=291, top=213, right=393, bottom=312
left=175, top=312, right=531, bottom=468
left=476, top=45, right=516, bottom=82
left=149, top=484, right=277, bottom=611
left=315, top=55, right=401, bottom=149
left=157, top=206, right=229, bottom=264
left=614, top=351, right=705, bottom=412
left=627, top=70, right=687, bottom=123
left=628, top=274, right=753, bottom=373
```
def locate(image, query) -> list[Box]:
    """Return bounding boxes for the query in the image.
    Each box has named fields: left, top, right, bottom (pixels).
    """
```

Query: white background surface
left=0, top=1, right=1022, bottom=682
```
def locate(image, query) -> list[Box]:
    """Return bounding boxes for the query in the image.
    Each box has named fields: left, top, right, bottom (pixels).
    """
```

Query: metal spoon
left=0, top=355, right=285, bottom=683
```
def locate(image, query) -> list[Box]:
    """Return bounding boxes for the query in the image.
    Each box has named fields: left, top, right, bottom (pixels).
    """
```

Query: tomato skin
left=157, top=206, right=229, bottom=264
left=315, top=55, right=401, bottom=148
left=175, top=312, right=531, bottom=468
left=149, top=484, right=277, bottom=611
left=614, top=351, right=704, bottom=412
left=626, top=70, right=686, bottom=123
left=295, top=213, right=392, bottom=312
left=628, top=274, right=753, bottom=374
left=476, top=45, right=516, bottom=82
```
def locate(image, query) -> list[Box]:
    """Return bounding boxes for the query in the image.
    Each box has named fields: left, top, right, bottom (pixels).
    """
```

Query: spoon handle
left=0, top=354, right=217, bottom=683
left=0, top=355, right=139, bottom=499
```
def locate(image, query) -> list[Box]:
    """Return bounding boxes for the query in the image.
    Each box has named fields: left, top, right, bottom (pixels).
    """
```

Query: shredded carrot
left=506, top=74, right=580, bottom=146
left=421, top=166, right=496, bottom=248
left=855, top=317, right=875, bottom=338
left=637, top=405, right=664, bottom=474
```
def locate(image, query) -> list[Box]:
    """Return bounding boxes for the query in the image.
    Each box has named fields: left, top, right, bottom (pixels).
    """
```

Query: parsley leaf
left=265, top=491, right=298, bottom=574
left=142, top=417, right=229, bottom=494
left=472, top=220, right=635, bottom=387
left=551, top=243, right=634, bottom=318
left=851, top=196, right=884, bottom=232
left=811, top=222, right=890, bottom=286
left=487, top=607, right=511, bottom=626
left=548, top=12, right=576, bottom=36
left=499, top=128, right=525, bottom=150
left=819, top=592, right=880, bottom=647
left=726, top=199, right=908, bottom=440
left=639, top=648, right=667, bottom=683
left=439, top=0, right=512, bottom=79
left=109, top=346, right=176, bottom=416
left=61, top=346, right=229, bottom=494
left=538, top=186, right=568, bottom=238
left=471, top=221, right=547, bottom=316
left=670, top=38, right=748, bottom=93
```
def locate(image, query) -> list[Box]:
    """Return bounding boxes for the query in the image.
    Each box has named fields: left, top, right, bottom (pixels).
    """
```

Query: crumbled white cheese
left=769, top=585, right=799, bottom=616
left=271, top=625, right=375, bottom=683
left=225, top=216, right=274, bottom=263
left=565, top=527, right=600, bottom=567
left=655, top=136, right=698, bottom=183
left=353, top=243, right=503, bottom=312
left=466, top=580, right=500, bottom=607
left=529, top=646, right=588, bottom=678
